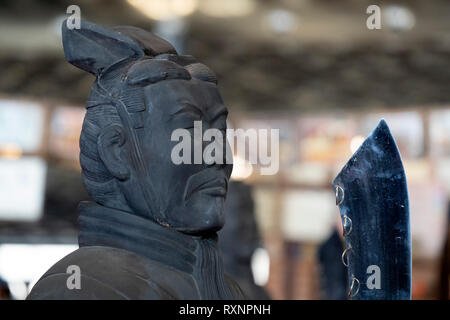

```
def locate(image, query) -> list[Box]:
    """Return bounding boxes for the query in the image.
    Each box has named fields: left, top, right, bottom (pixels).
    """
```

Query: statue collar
left=77, top=201, right=233, bottom=298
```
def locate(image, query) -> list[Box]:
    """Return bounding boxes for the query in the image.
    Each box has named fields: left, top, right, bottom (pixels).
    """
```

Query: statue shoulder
left=27, top=246, right=196, bottom=300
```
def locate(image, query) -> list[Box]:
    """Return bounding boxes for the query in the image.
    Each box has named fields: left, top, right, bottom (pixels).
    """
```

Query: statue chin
left=170, top=195, right=226, bottom=235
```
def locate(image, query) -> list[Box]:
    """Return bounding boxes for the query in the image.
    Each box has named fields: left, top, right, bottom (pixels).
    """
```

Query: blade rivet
left=341, top=245, right=352, bottom=267
left=343, top=215, right=352, bottom=236
left=335, top=185, right=344, bottom=206
left=348, top=274, right=360, bottom=298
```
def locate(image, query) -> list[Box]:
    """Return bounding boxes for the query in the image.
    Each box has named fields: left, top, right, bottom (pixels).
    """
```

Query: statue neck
left=77, top=201, right=233, bottom=299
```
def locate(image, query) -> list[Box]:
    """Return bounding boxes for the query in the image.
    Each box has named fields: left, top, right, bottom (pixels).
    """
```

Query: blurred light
left=0, top=244, right=77, bottom=299
left=231, top=155, right=253, bottom=180
left=251, top=248, right=270, bottom=286
left=350, top=135, right=365, bottom=154
left=383, top=5, right=415, bottom=32
left=199, top=0, right=255, bottom=18
left=172, top=0, right=198, bottom=16
left=266, top=9, right=297, bottom=33
left=0, top=143, right=22, bottom=159
left=127, top=0, right=198, bottom=21
left=8, top=282, right=28, bottom=300
left=155, top=18, right=186, bottom=53
left=156, top=17, right=185, bottom=36
left=52, top=15, right=67, bottom=37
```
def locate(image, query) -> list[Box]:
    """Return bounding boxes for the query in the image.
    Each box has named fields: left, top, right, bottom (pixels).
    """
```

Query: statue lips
left=184, top=168, right=228, bottom=201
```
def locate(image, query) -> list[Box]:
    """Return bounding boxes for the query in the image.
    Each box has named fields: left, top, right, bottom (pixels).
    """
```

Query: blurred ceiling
left=0, top=0, right=450, bottom=111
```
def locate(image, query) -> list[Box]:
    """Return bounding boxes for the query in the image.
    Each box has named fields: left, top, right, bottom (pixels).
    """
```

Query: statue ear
left=97, top=124, right=130, bottom=181
left=61, top=19, right=144, bottom=75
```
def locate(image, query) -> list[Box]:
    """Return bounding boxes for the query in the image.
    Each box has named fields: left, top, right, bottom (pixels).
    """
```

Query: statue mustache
left=184, top=166, right=228, bottom=201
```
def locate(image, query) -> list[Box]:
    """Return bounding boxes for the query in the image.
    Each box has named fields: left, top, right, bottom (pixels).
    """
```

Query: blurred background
left=0, top=0, right=449, bottom=300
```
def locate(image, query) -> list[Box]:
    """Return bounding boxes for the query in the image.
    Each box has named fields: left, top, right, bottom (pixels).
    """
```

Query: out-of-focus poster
left=230, top=116, right=294, bottom=178
left=430, top=108, right=450, bottom=158
left=435, top=159, right=450, bottom=193
left=49, top=106, right=85, bottom=161
left=297, top=116, right=357, bottom=164
left=0, top=99, right=45, bottom=153
left=408, top=182, right=447, bottom=259
left=253, top=187, right=276, bottom=233
left=284, top=162, right=330, bottom=186
left=0, top=157, right=47, bottom=221
left=280, top=190, right=336, bottom=242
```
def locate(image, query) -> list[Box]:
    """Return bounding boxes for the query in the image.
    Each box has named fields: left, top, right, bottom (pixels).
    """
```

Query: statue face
left=61, top=19, right=231, bottom=235
left=123, top=78, right=232, bottom=234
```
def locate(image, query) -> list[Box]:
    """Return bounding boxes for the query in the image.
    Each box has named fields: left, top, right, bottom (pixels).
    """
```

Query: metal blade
left=332, top=119, right=411, bottom=300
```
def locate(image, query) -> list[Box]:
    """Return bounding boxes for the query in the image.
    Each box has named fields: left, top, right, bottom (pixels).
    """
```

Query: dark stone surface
left=333, top=120, right=411, bottom=300
left=438, top=201, right=450, bottom=299
left=317, top=229, right=347, bottom=300
left=219, top=180, right=270, bottom=300
left=27, top=19, right=243, bottom=300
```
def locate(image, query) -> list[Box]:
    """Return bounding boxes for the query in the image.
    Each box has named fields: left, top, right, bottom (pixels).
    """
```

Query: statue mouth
left=184, top=168, right=228, bottom=201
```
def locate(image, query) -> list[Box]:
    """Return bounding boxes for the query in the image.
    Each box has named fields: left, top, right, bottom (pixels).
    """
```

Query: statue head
left=62, top=20, right=232, bottom=235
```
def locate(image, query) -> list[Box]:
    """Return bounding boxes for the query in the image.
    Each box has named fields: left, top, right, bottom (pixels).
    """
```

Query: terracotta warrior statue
left=27, top=20, right=245, bottom=299
left=219, top=180, right=270, bottom=300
